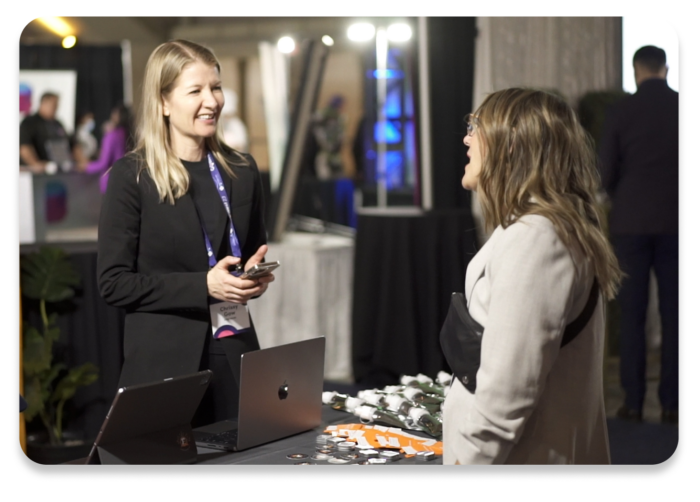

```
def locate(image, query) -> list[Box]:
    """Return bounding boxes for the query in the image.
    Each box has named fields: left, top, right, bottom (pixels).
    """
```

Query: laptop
left=85, top=370, right=213, bottom=464
left=193, top=337, right=325, bottom=452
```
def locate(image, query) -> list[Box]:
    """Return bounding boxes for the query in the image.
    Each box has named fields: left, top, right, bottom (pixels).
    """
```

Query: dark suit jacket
left=598, top=78, right=678, bottom=235
left=97, top=151, right=267, bottom=387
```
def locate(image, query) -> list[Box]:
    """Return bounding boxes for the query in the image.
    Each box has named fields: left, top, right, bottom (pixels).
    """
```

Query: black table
left=196, top=406, right=442, bottom=465
left=66, top=406, right=443, bottom=465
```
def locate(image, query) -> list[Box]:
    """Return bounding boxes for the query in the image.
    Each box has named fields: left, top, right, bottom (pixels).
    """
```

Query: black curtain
left=427, top=18, right=477, bottom=210
left=19, top=44, right=124, bottom=142
left=352, top=209, right=479, bottom=387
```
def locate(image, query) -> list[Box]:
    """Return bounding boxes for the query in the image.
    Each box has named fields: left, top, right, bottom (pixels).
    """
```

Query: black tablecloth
left=352, top=209, right=479, bottom=387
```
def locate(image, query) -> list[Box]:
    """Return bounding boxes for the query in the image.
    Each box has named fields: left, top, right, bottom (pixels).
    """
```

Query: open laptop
left=85, top=370, right=213, bottom=464
left=193, top=337, right=325, bottom=452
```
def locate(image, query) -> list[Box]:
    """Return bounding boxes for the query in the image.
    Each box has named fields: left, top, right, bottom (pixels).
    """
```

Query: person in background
left=442, top=88, right=622, bottom=464
left=598, top=45, right=679, bottom=425
left=351, top=114, right=367, bottom=187
left=221, top=88, right=249, bottom=153
left=20, top=92, right=87, bottom=173
left=83, top=103, right=132, bottom=193
left=74, top=111, right=98, bottom=161
left=312, top=95, right=346, bottom=180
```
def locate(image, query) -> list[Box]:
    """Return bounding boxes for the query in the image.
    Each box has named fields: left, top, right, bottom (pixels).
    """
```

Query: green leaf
left=45, top=321, right=61, bottom=342
left=41, top=363, right=66, bottom=393
left=20, top=246, right=81, bottom=303
left=41, top=387, right=53, bottom=408
left=23, top=377, right=44, bottom=422
left=22, top=324, right=51, bottom=376
left=51, top=363, right=99, bottom=403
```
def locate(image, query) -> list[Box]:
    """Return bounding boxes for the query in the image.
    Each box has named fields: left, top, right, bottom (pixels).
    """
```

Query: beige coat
left=442, top=214, right=610, bottom=464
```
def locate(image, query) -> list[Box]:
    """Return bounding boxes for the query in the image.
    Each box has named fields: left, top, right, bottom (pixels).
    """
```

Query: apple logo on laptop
left=278, top=381, right=289, bottom=400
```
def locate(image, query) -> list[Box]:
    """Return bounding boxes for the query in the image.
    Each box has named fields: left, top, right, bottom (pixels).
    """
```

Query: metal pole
left=417, top=17, right=433, bottom=210
left=120, top=39, right=133, bottom=108
left=376, top=27, right=388, bottom=208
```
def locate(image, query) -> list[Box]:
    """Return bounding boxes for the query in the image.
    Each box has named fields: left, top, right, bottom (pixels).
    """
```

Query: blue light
left=403, top=85, right=414, bottom=117
left=387, top=48, right=401, bottom=68
left=374, top=121, right=401, bottom=144
left=385, top=151, right=404, bottom=189
left=385, top=87, right=402, bottom=119
left=368, top=69, right=405, bottom=79
left=404, top=120, right=416, bottom=185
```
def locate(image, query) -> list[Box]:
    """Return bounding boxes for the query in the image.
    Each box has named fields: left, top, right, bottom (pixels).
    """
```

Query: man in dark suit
left=599, top=45, right=678, bottom=424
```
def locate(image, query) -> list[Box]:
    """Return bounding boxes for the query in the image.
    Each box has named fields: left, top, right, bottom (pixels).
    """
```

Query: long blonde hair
left=473, top=88, right=622, bottom=299
left=133, top=39, right=247, bottom=204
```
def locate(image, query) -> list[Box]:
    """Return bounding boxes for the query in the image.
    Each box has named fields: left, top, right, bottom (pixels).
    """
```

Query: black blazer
left=97, top=151, right=267, bottom=387
left=598, top=78, right=678, bottom=235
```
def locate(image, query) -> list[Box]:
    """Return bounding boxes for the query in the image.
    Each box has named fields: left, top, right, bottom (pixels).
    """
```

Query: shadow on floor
left=607, top=418, right=678, bottom=464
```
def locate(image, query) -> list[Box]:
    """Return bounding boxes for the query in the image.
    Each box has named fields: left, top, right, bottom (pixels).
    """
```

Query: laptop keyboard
left=205, top=429, right=239, bottom=444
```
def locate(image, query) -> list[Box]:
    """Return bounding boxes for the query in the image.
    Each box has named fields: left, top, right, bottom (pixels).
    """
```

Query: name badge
left=209, top=300, right=251, bottom=339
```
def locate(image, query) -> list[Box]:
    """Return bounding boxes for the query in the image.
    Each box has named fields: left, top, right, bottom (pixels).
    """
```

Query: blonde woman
left=442, top=88, right=622, bottom=464
left=97, top=40, right=274, bottom=425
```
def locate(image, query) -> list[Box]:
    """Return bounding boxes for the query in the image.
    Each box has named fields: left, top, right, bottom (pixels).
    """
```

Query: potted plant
left=20, top=246, right=99, bottom=464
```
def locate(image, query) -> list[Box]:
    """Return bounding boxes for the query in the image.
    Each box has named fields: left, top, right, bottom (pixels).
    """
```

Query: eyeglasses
left=465, top=113, right=479, bottom=137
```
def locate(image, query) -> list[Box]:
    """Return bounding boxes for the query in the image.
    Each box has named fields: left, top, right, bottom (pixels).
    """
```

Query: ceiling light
left=36, top=17, right=73, bottom=37
left=62, top=36, right=77, bottom=49
left=277, top=36, right=295, bottom=54
left=347, top=23, right=376, bottom=42
left=322, top=35, right=334, bottom=46
left=387, top=23, right=412, bottom=42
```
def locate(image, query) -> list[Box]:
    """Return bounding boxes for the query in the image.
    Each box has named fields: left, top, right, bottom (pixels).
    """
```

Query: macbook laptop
left=193, top=336, right=325, bottom=452
left=85, top=370, right=213, bottom=464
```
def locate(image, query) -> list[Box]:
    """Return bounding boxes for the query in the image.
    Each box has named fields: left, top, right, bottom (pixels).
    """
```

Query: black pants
left=613, top=234, right=678, bottom=412
left=191, top=335, right=238, bottom=428
left=191, top=327, right=261, bottom=428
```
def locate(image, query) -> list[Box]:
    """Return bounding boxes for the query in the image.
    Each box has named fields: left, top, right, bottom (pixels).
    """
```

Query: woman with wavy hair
left=442, top=88, right=622, bottom=464
left=97, top=40, right=274, bottom=424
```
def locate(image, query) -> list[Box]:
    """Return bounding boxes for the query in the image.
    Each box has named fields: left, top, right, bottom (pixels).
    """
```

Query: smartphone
left=234, top=261, right=280, bottom=280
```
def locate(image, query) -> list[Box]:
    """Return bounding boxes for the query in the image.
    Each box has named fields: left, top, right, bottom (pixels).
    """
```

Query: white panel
left=18, top=172, right=35, bottom=244
left=258, top=42, right=289, bottom=192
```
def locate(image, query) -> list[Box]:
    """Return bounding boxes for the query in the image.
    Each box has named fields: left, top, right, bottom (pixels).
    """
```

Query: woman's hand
left=206, top=245, right=275, bottom=304
left=242, top=245, right=275, bottom=299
